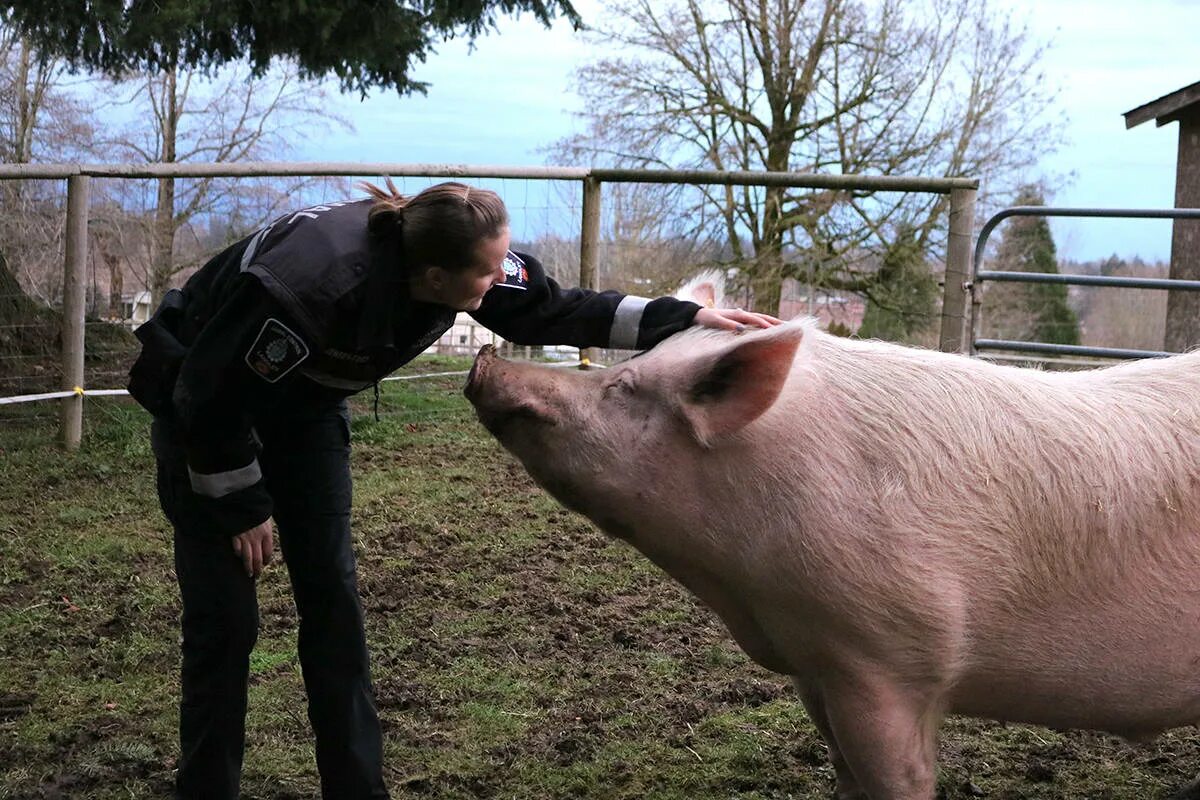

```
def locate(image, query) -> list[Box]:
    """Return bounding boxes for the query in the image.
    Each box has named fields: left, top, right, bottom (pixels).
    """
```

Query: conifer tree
left=1, top=0, right=579, bottom=95
left=858, top=227, right=938, bottom=343
left=984, top=186, right=1080, bottom=346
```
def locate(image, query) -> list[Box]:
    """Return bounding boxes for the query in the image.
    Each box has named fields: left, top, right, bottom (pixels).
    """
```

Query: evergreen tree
left=858, top=227, right=938, bottom=343
left=0, top=0, right=579, bottom=95
left=983, top=186, right=1080, bottom=346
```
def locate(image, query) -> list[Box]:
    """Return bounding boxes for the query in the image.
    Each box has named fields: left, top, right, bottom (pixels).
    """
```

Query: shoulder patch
left=496, top=251, right=529, bottom=291
left=245, top=318, right=310, bottom=383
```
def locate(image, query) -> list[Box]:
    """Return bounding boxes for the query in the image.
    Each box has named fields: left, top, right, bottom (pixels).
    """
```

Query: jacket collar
left=355, top=232, right=403, bottom=351
left=355, top=232, right=454, bottom=352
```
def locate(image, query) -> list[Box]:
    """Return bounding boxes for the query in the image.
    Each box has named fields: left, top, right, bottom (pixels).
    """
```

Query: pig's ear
left=682, top=327, right=804, bottom=446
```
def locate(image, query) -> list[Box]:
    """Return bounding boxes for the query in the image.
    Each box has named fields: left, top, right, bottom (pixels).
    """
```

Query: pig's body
left=465, top=320, right=1200, bottom=800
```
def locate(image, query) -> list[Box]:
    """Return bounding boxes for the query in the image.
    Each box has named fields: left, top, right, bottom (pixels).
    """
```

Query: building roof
left=1124, top=79, right=1200, bottom=129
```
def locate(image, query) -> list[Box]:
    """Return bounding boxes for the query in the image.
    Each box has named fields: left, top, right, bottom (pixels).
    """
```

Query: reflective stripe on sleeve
left=609, top=296, right=650, bottom=350
left=188, top=459, right=263, bottom=498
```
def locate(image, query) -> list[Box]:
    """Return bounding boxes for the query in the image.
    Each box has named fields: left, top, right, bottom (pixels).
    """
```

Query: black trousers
left=154, top=402, right=388, bottom=799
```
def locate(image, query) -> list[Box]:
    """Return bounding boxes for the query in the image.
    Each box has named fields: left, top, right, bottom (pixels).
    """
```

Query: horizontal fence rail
left=972, top=341, right=1178, bottom=360
left=972, top=206, right=1200, bottom=360
left=0, top=162, right=979, bottom=192
left=0, top=162, right=978, bottom=448
left=973, top=272, right=1200, bottom=291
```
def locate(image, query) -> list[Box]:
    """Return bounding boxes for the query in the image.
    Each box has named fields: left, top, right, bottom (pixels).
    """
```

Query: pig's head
left=463, top=322, right=807, bottom=532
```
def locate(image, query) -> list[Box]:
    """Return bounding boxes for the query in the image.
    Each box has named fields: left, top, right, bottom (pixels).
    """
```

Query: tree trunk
left=0, top=37, right=40, bottom=317
left=102, top=237, right=123, bottom=319
left=1165, top=111, right=1200, bottom=353
left=749, top=263, right=783, bottom=316
left=16, top=43, right=31, bottom=159
left=149, top=66, right=179, bottom=305
left=750, top=184, right=787, bottom=315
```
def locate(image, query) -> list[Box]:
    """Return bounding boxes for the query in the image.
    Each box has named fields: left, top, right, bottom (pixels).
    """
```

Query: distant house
left=428, top=314, right=579, bottom=360
left=432, top=313, right=500, bottom=355
left=123, top=291, right=153, bottom=329
left=778, top=285, right=866, bottom=331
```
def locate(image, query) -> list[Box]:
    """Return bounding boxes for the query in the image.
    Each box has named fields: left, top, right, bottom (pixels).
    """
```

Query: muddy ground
left=3, top=362, right=1200, bottom=798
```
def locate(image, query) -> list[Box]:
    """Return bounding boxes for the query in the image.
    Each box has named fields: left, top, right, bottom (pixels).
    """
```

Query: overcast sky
left=298, top=0, right=1198, bottom=263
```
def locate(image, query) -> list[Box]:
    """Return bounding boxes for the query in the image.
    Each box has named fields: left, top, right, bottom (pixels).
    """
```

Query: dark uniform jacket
left=128, top=198, right=701, bottom=537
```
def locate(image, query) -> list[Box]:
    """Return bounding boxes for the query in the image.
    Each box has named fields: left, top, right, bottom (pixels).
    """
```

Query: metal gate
left=970, top=206, right=1200, bottom=360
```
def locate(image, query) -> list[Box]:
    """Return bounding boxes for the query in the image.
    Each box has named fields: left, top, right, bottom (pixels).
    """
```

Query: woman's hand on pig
left=693, top=307, right=783, bottom=332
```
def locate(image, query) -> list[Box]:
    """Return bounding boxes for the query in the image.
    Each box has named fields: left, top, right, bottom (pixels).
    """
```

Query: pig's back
left=792, top=336, right=1200, bottom=577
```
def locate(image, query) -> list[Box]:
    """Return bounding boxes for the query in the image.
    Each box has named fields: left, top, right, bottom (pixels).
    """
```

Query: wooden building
left=1124, top=80, right=1200, bottom=351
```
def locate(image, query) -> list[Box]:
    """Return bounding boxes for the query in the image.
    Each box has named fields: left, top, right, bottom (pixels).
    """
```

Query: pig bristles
left=469, top=314, right=1200, bottom=799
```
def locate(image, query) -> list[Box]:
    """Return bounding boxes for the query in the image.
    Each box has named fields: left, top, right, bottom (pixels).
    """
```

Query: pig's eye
left=602, top=375, right=636, bottom=398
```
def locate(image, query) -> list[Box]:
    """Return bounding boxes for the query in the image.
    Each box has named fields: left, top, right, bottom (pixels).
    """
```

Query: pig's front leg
left=819, top=672, right=941, bottom=800
left=794, top=680, right=867, bottom=800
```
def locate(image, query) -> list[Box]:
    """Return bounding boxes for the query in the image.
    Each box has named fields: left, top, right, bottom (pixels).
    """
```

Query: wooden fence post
left=59, top=174, right=90, bottom=449
left=939, top=186, right=977, bottom=353
left=579, top=176, right=601, bottom=367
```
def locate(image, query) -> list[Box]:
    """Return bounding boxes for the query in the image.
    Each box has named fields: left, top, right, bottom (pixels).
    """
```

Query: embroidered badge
left=245, top=318, right=310, bottom=383
left=497, top=251, right=529, bottom=290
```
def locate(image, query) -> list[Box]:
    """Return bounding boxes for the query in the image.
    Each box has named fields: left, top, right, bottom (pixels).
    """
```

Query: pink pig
left=464, top=319, right=1200, bottom=800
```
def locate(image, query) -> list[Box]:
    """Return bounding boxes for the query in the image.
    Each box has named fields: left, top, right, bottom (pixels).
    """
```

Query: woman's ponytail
left=361, top=179, right=509, bottom=273
left=359, top=177, right=408, bottom=237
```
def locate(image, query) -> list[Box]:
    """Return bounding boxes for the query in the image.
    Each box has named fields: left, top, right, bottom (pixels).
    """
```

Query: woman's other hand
left=232, top=519, right=275, bottom=578
left=693, top=306, right=783, bottom=332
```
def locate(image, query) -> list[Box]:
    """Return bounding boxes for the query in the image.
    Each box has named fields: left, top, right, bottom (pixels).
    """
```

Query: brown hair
left=360, top=178, right=509, bottom=273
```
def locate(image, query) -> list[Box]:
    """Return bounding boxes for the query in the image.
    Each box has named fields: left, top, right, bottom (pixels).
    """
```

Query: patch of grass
left=250, top=642, right=298, bottom=675
left=4, top=355, right=1200, bottom=798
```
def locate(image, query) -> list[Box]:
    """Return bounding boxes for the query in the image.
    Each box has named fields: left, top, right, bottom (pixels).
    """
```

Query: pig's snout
left=464, top=344, right=497, bottom=403
left=464, top=345, right=554, bottom=434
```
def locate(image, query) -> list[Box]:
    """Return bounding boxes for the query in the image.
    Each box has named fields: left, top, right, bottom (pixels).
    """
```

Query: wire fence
left=0, top=172, right=591, bottom=436
left=0, top=162, right=978, bottom=447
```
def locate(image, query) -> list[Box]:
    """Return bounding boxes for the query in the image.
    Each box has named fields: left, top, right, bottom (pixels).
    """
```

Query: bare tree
left=0, top=27, right=104, bottom=391
left=552, top=0, right=1061, bottom=314
left=597, top=182, right=726, bottom=295
left=93, top=61, right=352, bottom=303
left=539, top=179, right=729, bottom=298
left=0, top=26, right=95, bottom=306
left=0, top=27, right=95, bottom=164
